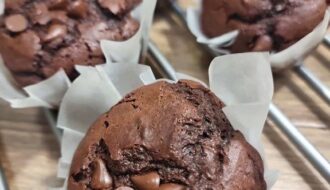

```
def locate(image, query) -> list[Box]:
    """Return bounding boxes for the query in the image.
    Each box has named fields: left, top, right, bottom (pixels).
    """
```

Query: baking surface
left=0, top=6, right=329, bottom=190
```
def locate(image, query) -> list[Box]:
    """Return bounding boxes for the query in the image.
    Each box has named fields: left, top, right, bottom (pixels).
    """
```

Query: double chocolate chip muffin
left=0, top=0, right=141, bottom=86
left=68, top=80, right=266, bottom=190
left=201, top=0, right=327, bottom=53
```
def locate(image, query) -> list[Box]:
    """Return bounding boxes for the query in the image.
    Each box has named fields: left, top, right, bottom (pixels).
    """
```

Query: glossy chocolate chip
left=32, top=3, right=51, bottom=25
left=5, top=14, right=28, bottom=32
left=116, top=187, right=134, bottom=190
left=159, top=183, right=186, bottom=190
left=91, top=159, right=113, bottom=189
left=43, top=24, right=67, bottom=42
left=98, top=0, right=121, bottom=14
left=131, top=172, right=160, bottom=190
left=68, top=0, right=88, bottom=18
left=49, top=10, right=68, bottom=23
left=275, top=4, right=286, bottom=12
left=50, top=0, right=68, bottom=9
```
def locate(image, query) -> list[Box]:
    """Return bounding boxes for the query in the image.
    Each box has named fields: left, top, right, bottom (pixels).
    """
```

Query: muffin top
left=68, top=80, right=266, bottom=190
left=201, top=0, right=327, bottom=52
left=0, top=0, right=141, bottom=86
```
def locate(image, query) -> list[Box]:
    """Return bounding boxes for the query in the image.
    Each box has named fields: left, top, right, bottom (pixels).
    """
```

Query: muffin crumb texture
left=68, top=80, right=266, bottom=190
left=0, top=0, right=141, bottom=86
left=201, top=0, right=327, bottom=52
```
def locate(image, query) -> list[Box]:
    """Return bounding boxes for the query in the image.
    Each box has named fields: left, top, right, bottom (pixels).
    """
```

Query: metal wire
left=148, top=42, right=178, bottom=80
left=324, top=35, right=330, bottom=47
left=0, top=165, right=8, bottom=190
left=269, top=104, right=330, bottom=182
left=293, top=65, right=330, bottom=105
left=170, top=0, right=186, bottom=21
left=294, top=65, right=330, bottom=105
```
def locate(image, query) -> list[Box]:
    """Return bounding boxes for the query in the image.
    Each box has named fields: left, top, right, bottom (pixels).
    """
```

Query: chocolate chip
left=5, top=14, right=28, bottom=32
left=159, top=183, right=187, bottom=190
left=49, top=10, right=68, bottom=23
left=49, top=0, right=68, bottom=9
left=91, top=159, right=112, bottom=189
left=131, top=172, right=160, bottom=190
left=43, top=24, right=67, bottom=42
left=32, top=3, right=51, bottom=25
left=116, top=187, right=134, bottom=190
left=104, top=121, right=109, bottom=128
left=68, top=0, right=88, bottom=18
left=275, top=4, right=285, bottom=12
left=98, top=0, right=121, bottom=14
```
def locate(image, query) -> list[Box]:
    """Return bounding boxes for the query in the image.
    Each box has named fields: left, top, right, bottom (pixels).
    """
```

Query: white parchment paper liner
left=0, top=0, right=156, bottom=108
left=186, top=0, right=330, bottom=69
left=52, top=52, right=278, bottom=189
left=0, top=0, right=3, bottom=15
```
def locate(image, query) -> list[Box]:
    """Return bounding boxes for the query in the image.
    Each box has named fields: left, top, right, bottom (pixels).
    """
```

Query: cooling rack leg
left=294, top=65, right=330, bottom=105
left=269, top=104, right=330, bottom=182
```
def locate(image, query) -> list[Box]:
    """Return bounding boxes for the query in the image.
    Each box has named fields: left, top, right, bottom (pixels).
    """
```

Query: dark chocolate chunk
left=131, top=172, right=160, bottom=190
left=91, top=159, right=113, bottom=189
left=68, top=0, right=88, bottom=18
left=5, top=14, right=28, bottom=32
left=31, top=3, right=51, bottom=25
left=43, top=24, right=67, bottom=42
left=98, top=0, right=142, bottom=15
left=49, top=0, right=68, bottom=9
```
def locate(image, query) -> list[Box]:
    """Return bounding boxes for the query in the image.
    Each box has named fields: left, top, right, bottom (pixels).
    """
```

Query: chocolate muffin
left=201, top=0, right=327, bottom=53
left=68, top=80, right=266, bottom=190
left=0, top=0, right=141, bottom=87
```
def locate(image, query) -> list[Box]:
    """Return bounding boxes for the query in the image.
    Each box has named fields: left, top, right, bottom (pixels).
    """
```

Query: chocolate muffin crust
left=0, top=0, right=141, bottom=86
left=201, top=0, right=327, bottom=52
left=68, top=80, right=266, bottom=190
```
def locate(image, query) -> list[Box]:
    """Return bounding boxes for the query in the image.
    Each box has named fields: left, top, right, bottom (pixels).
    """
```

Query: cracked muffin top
left=0, top=0, right=141, bottom=86
left=201, top=0, right=327, bottom=53
left=68, top=80, right=266, bottom=190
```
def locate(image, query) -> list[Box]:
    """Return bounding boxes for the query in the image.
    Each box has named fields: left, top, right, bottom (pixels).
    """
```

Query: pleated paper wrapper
left=186, top=0, right=330, bottom=69
left=51, top=52, right=278, bottom=189
left=0, top=0, right=156, bottom=108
